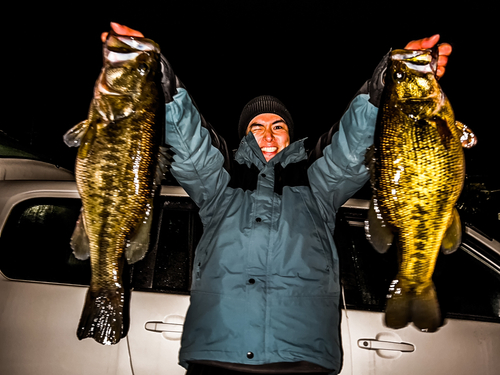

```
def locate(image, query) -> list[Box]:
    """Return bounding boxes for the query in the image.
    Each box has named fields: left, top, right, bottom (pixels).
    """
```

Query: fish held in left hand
left=64, top=31, right=169, bottom=345
left=365, top=47, right=476, bottom=332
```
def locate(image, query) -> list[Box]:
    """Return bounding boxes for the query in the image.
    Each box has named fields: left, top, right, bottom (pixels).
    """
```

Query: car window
left=0, top=198, right=89, bottom=285
left=336, top=208, right=500, bottom=323
left=0, top=195, right=202, bottom=294
left=131, top=196, right=202, bottom=294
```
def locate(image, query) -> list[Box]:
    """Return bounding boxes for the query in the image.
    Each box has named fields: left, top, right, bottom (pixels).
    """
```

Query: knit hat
left=238, top=95, right=294, bottom=140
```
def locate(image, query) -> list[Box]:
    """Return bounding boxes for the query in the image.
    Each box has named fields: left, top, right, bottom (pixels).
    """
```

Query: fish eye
left=138, top=63, right=149, bottom=75
left=393, top=71, right=405, bottom=81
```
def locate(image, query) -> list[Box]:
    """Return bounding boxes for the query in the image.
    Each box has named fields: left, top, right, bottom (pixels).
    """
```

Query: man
left=104, top=24, right=451, bottom=375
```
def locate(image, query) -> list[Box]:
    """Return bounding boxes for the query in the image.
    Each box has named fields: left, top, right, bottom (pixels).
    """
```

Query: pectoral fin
left=440, top=208, right=462, bottom=255
left=63, top=120, right=90, bottom=148
left=456, top=121, right=477, bottom=148
left=365, top=197, right=394, bottom=253
left=70, top=212, right=90, bottom=260
left=125, top=201, right=154, bottom=264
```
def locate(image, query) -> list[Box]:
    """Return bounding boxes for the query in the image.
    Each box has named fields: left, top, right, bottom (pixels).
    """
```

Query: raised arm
left=100, top=23, right=232, bottom=218
left=308, top=35, right=453, bottom=223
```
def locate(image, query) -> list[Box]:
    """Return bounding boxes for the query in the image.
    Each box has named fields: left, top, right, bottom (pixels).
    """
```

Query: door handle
left=145, top=321, right=183, bottom=333
left=358, top=338, right=415, bottom=352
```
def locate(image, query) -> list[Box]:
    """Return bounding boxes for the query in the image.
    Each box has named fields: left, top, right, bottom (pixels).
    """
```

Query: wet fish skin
left=367, top=48, right=465, bottom=332
left=64, top=32, right=165, bottom=344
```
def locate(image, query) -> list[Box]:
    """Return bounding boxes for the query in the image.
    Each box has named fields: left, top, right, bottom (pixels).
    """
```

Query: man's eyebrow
left=249, top=119, right=286, bottom=127
left=249, top=123, right=264, bottom=128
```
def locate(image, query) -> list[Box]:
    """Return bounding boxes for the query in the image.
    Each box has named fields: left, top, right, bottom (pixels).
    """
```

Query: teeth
left=261, top=147, right=278, bottom=153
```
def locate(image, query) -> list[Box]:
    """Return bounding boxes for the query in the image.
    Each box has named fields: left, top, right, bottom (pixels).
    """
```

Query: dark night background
left=3, top=1, right=499, bottom=236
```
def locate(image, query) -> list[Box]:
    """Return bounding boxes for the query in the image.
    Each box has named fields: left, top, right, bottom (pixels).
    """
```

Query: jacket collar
left=235, top=132, right=308, bottom=170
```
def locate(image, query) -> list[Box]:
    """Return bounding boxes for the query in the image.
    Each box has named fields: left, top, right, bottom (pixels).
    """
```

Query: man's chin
left=262, top=152, right=277, bottom=162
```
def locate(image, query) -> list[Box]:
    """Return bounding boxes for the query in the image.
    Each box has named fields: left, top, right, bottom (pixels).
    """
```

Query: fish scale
left=384, top=120, right=463, bottom=288
left=366, top=48, right=466, bottom=331
left=64, top=31, right=166, bottom=344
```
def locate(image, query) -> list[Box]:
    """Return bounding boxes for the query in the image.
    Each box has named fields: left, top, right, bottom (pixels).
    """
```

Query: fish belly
left=377, top=104, right=464, bottom=331
left=379, top=110, right=464, bottom=289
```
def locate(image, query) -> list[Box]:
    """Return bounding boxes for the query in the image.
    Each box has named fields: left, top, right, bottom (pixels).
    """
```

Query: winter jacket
left=164, top=84, right=378, bottom=373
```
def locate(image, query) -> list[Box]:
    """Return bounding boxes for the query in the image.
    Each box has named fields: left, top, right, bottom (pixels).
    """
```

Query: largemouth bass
left=64, top=31, right=167, bottom=344
left=365, top=48, right=474, bottom=332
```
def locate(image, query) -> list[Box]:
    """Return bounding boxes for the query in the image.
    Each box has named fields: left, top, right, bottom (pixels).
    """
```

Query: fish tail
left=77, top=286, right=129, bottom=345
left=384, top=277, right=412, bottom=329
left=385, top=278, right=442, bottom=332
left=411, top=281, right=441, bottom=332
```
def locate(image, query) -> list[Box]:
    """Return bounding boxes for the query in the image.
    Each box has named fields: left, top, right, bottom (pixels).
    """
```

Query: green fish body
left=64, top=32, right=166, bottom=344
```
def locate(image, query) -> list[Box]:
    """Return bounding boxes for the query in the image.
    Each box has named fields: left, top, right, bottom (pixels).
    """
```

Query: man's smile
left=261, top=147, right=278, bottom=153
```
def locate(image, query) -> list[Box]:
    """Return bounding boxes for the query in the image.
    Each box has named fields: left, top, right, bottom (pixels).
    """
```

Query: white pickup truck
left=1, top=156, right=500, bottom=375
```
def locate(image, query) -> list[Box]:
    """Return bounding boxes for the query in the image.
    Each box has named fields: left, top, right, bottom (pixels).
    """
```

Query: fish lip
left=104, top=31, right=160, bottom=66
left=106, top=31, right=160, bottom=54
left=391, top=49, right=432, bottom=61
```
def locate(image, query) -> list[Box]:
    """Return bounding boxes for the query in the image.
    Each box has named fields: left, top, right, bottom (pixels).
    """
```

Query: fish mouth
left=392, top=48, right=438, bottom=75
left=104, top=32, right=160, bottom=66
left=106, top=31, right=160, bottom=54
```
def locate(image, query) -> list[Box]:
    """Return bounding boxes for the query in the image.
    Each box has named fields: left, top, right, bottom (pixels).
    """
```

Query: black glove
left=160, top=54, right=185, bottom=103
left=367, top=50, right=390, bottom=107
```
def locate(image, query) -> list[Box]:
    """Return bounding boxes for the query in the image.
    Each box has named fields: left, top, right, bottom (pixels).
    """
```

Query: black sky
left=4, top=1, right=498, bottom=178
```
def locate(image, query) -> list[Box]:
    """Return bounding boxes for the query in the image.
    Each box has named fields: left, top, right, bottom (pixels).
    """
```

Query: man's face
left=246, top=113, right=290, bottom=162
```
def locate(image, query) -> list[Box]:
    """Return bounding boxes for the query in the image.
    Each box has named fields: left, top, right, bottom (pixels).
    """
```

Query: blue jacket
left=165, top=88, right=378, bottom=374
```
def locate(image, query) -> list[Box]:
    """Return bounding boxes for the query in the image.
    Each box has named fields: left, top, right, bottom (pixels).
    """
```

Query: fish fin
left=411, top=281, right=442, bottom=332
left=385, top=277, right=411, bottom=329
left=125, top=200, right=154, bottom=264
left=63, top=120, right=90, bottom=147
left=365, top=198, right=393, bottom=253
left=70, top=212, right=90, bottom=260
left=77, top=284, right=129, bottom=345
left=455, top=120, right=478, bottom=148
left=441, top=207, right=462, bottom=255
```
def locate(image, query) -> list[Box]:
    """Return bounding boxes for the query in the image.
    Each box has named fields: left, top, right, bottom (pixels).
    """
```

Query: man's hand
left=101, top=22, right=144, bottom=42
left=405, top=34, right=452, bottom=79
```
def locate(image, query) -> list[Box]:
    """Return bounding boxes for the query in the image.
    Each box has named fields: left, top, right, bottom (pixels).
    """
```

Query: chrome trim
left=342, top=198, right=370, bottom=210
left=160, top=185, right=189, bottom=197
left=460, top=242, right=500, bottom=275
left=465, top=227, right=500, bottom=258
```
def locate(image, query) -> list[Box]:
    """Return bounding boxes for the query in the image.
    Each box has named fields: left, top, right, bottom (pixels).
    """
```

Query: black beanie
left=238, top=95, right=294, bottom=140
